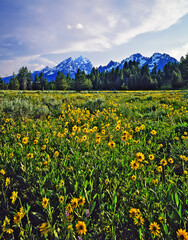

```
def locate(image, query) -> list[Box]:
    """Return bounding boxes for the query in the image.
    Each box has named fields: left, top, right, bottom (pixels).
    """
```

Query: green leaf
left=139, top=228, right=142, bottom=239
left=113, top=195, right=117, bottom=207
left=178, top=204, right=182, bottom=218
left=101, top=192, right=105, bottom=199
left=93, top=193, right=98, bottom=200
left=163, top=224, right=168, bottom=235
left=175, top=192, right=179, bottom=207
left=90, top=201, right=96, bottom=214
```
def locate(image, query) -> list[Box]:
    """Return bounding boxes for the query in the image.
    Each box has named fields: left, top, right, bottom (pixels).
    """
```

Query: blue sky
left=0, top=0, right=188, bottom=77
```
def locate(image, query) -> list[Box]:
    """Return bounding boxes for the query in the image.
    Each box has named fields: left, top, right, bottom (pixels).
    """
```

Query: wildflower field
left=0, top=90, right=188, bottom=240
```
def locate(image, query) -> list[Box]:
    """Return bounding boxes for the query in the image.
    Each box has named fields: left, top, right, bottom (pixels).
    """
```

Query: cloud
left=67, top=23, right=84, bottom=30
left=113, top=0, right=188, bottom=45
left=0, top=55, right=57, bottom=77
left=168, top=42, right=188, bottom=60
left=0, top=0, right=188, bottom=76
left=51, top=35, right=112, bottom=55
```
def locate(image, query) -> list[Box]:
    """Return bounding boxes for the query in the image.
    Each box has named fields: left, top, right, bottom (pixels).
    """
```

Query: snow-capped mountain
left=2, top=53, right=178, bottom=83
left=33, top=56, right=93, bottom=81
left=98, top=60, right=120, bottom=73
left=146, top=53, right=178, bottom=72
left=98, top=53, right=178, bottom=73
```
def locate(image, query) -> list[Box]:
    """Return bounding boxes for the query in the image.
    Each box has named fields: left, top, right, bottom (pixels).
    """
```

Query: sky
left=0, top=0, right=188, bottom=77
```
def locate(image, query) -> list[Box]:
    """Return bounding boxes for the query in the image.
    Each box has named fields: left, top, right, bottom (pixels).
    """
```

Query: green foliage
left=8, top=74, right=20, bottom=90
left=0, top=90, right=188, bottom=239
left=4, top=52, right=188, bottom=91
left=180, top=53, right=188, bottom=86
left=74, top=69, right=93, bottom=91
left=55, top=71, right=68, bottom=90
left=171, top=69, right=183, bottom=89
left=0, top=77, right=4, bottom=90
left=17, top=66, right=32, bottom=90
left=0, top=97, right=50, bottom=118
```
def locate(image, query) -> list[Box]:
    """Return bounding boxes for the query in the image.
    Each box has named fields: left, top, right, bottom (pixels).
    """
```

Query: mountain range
left=98, top=53, right=178, bottom=73
left=2, top=53, right=178, bottom=82
left=32, top=56, right=93, bottom=81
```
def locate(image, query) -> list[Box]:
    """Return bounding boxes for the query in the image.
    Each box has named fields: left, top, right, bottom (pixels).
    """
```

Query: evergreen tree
left=0, top=77, right=4, bottom=89
left=128, top=74, right=138, bottom=90
left=151, top=63, right=157, bottom=75
left=8, top=73, right=20, bottom=90
left=27, top=71, right=33, bottom=90
left=118, top=69, right=126, bottom=89
left=74, top=69, right=82, bottom=91
left=171, top=69, right=183, bottom=89
left=55, top=71, right=68, bottom=90
left=89, top=67, right=101, bottom=90
left=39, top=72, right=44, bottom=90
left=17, top=67, right=32, bottom=90
left=49, top=80, right=56, bottom=90
left=162, top=62, right=173, bottom=82
left=123, top=61, right=128, bottom=69
left=74, top=69, right=92, bottom=91
left=180, top=53, right=188, bottom=86
left=33, top=74, right=41, bottom=90
left=139, top=64, right=157, bottom=89
left=151, top=64, right=162, bottom=89
left=66, top=73, right=72, bottom=90
left=43, top=77, right=48, bottom=90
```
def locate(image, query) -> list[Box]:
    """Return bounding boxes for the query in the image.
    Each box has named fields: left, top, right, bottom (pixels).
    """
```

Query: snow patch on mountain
left=99, top=53, right=178, bottom=73
left=2, top=53, right=179, bottom=82
left=33, top=56, right=93, bottom=81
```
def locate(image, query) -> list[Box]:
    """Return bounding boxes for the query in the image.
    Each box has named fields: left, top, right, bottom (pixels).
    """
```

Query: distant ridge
left=32, top=56, right=93, bottom=81
left=98, top=53, right=178, bottom=73
left=2, top=53, right=178, bottom=82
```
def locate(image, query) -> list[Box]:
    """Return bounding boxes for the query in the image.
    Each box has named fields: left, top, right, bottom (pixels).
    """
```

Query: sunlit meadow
left=0, top=90, right=188, bottom=240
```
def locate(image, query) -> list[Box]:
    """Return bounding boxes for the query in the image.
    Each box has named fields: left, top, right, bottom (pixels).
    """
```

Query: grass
left=0, top=90, right=188, bottom=240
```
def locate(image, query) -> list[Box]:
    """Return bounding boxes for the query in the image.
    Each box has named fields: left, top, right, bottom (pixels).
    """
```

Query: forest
left=0, top=53, right=188, bottom=91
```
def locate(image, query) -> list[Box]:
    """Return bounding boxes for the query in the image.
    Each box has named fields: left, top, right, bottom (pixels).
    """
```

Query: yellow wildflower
left=40, top=222, right=50, bottom=236
left=10, top=191, right=18, bottom=204
left=0, top=169, right=5, bottom=175
left=149, top=222, right=160, bottom=236
left=42, top=197, right=49, bottom=208
left=5, top=177, right=10, bottom=187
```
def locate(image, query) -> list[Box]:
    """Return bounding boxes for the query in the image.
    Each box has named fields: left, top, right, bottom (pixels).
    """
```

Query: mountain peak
left=99, top=52, right=178, bottom=73
left=75, top=55, right=84, bottom=61
left=74, top=56, right=91, bottom=65
left=34, top=56, right=93, bottom=80
left=152, top=52, right=162, bottom=57
left=132, top=53, right=143, bottom=58
left=2, top=52, right=179, bottom=82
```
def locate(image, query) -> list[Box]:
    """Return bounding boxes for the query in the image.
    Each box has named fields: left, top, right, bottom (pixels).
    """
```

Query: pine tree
left=171, top=69, right=183, bottom=89
left=55, top=71, right=68, bottom=90
left=139, top=65, right=157, bottom=89
left=39, top=72, right=44, bottom=90
left=66, top=73, right=72, bottom=90
left=49, top=80, right=56, bottom=90
left=180, top=53, right=188, bottom=86
left=74, top=69, right=82, bottom=91
left=8, top=73, right=20, bottom=90
left=43, top=77, right=48, bottom=90
left=74, top=69, right=92, bottom=91
left=0, top=77, right=4, bottom=89
left=27, top=71, right=33, bottom=90
left=17, top=66, right=31, bottom=90
left=89, top=67, right=100, bottom=90
left=33, top=74, right=40, bottom=90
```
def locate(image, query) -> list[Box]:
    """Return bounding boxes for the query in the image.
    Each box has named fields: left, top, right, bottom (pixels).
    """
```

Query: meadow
left=0, top=90, right=188, bottom=240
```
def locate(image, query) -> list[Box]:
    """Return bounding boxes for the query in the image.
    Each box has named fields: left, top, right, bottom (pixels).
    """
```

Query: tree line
left=0, top=53, right=188, bottom=91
